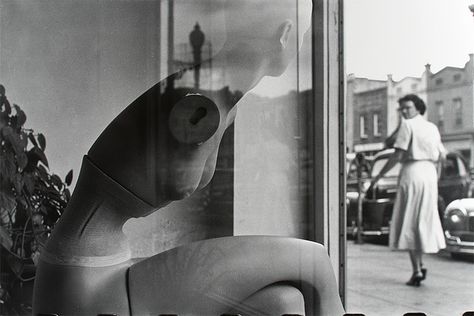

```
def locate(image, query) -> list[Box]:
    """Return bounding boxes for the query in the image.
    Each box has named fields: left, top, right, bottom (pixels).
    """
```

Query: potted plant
left=0, top=85, right=72, bottom=315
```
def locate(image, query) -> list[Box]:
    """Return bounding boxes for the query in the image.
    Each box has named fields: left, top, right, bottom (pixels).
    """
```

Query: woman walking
left=369, top=94, right=446, bottom=286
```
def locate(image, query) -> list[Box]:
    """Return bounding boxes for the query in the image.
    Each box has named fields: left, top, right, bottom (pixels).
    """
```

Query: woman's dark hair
left=398, top=94, right=426, bottom=115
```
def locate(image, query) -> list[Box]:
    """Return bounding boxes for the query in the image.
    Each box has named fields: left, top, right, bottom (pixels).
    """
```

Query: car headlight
left=449, top=213, right=462, bottom=223
left=445, top=209, right=465, bottom=229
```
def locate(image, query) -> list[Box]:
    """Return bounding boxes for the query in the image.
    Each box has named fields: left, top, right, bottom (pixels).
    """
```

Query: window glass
left=0, top=0, right=315, bottom=256
left=443, top=156, right=459, bottom=177
left=457, top=156, right=467, bottom=176
left=371, top=158, right=401, bottom=178
left=360, top=115, right=368, bottom=138
left=454, top=98, right=462, bottom=126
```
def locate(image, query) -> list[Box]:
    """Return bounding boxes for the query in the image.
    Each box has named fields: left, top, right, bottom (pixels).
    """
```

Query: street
left=346, top=240, right=474, bottom=316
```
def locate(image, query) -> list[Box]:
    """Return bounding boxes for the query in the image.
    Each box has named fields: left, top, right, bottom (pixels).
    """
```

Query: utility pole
left=167, top=0, right=174, bottom=89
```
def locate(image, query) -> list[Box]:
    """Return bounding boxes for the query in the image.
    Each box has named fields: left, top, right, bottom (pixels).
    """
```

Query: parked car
left=443, top=198, right=474, bottom=259
left=347, top=149, right=472, bottom=239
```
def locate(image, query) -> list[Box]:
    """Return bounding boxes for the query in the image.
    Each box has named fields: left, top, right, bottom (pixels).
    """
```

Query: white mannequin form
left=33, top=1, right=345, bottom=315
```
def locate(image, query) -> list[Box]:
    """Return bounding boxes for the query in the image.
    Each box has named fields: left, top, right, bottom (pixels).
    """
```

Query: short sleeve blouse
left=393, top=115, right=445, bottom=161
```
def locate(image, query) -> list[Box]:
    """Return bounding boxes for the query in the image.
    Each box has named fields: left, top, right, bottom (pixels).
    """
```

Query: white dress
left=389, top=115, right=446, bottom=253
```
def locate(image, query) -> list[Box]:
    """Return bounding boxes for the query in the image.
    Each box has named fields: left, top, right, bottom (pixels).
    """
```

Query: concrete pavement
left=345, top=240, right=474, bottom=316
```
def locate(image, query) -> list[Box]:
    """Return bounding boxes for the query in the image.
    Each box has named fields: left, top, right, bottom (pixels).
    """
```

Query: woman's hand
left=367, top=175, right=380, bottom=195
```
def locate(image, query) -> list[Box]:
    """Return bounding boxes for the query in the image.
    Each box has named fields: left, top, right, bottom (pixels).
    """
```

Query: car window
left=371, top=158, right=401, bottom=178
left=347, top=159, right=371, bottom=180
left=456, top=156, right=467, bottom=177
left=443, top=156, right=459, bottom=177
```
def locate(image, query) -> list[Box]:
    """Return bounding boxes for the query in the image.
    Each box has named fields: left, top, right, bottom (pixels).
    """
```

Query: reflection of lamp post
left=167, top=0, right=175, bottom=89
left=190, top=23, right=205, bottom=89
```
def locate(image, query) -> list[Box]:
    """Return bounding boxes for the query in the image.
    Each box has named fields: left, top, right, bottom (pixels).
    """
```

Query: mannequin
left=33, top=1, right=345, bottom=315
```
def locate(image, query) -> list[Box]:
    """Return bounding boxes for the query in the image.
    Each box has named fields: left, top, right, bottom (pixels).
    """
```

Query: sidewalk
left=345, top=240, right=474, bottom=316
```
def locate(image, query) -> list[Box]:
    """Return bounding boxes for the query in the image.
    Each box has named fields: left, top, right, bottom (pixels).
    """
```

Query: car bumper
left=347, top=225, right=390, bottom=237
left=445, top=231, right=474, bottom=254
left=361, top=226, right=390, bottom=236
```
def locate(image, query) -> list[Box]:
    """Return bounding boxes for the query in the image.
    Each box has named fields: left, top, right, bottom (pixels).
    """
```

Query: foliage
left=0, top=84, right=72, bottom=314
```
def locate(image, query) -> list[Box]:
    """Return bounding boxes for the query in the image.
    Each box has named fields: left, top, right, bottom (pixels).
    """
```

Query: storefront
left=0, top=0, right=345, bottom=314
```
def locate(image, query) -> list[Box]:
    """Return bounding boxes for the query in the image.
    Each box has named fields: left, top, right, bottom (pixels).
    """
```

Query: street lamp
left=190, top=23, right=205, bottom=89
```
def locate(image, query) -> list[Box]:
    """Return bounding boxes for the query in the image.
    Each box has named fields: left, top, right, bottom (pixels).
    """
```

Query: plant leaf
left=1, top=125, right=13, bottom=137
left=37, top=164, right=49, bottom=183
left=17, top=153, right=28, bottom=171
left=28, top=133, right=38, bottom=147
left=13, top=173, right=24, bottom=193
left=13, top=104, right=26, bottom=127
left=51, top=174, right=62, bottom=188
left=65, top=170, right=73, bottom=186
left=37, top=133, right=46, bottom=150
left=2, top=98, right=11, bottom=115
left=0, top=225, right=13, bottom=251
left=0, top=192, right=16, bottom=214
left=29, top=147, right=48, bottom=168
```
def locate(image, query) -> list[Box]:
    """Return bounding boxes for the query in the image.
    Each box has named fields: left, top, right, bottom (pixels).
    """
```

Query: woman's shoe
left=406, top=272, right=424, bottom=286
left=421, top=268, right=427, bottom=280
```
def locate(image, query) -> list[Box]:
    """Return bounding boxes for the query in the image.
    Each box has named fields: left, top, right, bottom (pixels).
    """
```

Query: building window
left=454, top=98, right=463, bottom=126
left=360, top=115, right=368, bottom=138
left=436, top=101, right=444, bottom=131
left=453, top=73, right=461, bottom=82
left=373, top=113, right=381, bottom=137
left=435, top=78, right=443, bottom=85
left=411, top=83, right=417, bottom=91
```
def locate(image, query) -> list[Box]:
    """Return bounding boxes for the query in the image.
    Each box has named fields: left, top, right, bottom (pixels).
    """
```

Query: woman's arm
left=368, top=149, right=405, bottom=191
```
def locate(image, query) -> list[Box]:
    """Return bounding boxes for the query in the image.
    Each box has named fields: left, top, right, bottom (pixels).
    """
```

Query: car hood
left=445, top=198, right=474, bottom=214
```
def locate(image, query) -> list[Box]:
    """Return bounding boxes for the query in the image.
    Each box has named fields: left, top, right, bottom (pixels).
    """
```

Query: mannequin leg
left=225, top=284, right=305, bottom=316
left=128, top=236, right=344, bottom=316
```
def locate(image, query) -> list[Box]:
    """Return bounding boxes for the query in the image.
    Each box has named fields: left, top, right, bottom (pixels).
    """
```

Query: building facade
left=427, top=54, right=474, bottom=168
left=348, top=54, right=474, bottom=169
left=346, top=75, right=386, bottom=153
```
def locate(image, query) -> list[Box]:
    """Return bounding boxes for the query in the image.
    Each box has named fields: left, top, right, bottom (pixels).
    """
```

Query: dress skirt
left=389, top=160, right=446, bottom=253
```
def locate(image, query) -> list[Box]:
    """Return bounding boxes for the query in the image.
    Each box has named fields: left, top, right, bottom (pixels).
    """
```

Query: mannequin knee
left=229, top=284, right=305, bottom=316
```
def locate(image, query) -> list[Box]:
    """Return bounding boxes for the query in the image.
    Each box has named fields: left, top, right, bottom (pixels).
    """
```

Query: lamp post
left=190, top=23, right=205, bottom=89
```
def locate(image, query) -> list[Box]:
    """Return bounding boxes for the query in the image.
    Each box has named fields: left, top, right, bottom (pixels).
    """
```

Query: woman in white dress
left=369, top=94, right=446, bottom=287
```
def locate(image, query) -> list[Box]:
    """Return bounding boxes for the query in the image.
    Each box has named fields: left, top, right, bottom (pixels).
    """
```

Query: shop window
left=436, top=101, right=444, bottom=131
left=454, top=98, right=463, bottom=127
left=373, top=113, right=381, bottom=137
left=360, top=115, right=368, bottom=138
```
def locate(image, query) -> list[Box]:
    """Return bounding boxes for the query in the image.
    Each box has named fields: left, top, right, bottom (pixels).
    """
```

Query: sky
left=345, top=0, right=474, bottom=81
